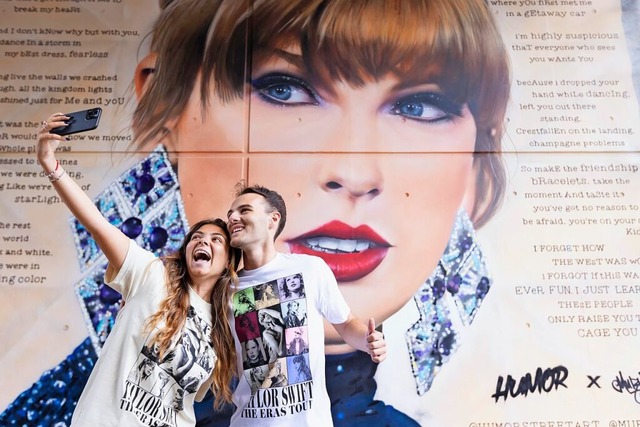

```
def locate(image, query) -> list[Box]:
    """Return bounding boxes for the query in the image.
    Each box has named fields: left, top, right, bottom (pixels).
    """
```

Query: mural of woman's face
left=170, top=46, right=477, bottom=342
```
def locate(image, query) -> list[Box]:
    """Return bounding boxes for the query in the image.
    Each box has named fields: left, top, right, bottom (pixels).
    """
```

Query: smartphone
left=51, top=107, right=102, bottom=136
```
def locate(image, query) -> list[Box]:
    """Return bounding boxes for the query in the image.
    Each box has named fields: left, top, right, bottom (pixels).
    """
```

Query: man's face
left=227, top=193, right=277, bottom=250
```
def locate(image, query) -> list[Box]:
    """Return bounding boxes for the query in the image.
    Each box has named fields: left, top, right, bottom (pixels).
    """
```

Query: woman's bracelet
left=44, top=160, right=59, bottom=180
left=44, top=160, right=65, bottom=182
left=49, top=168, right=66, bottom=182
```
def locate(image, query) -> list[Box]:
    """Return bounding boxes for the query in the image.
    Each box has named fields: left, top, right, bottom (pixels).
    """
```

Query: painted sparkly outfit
left=326, top=209, right=492, bottom=425
left=0, top=146, right=492, bottom=426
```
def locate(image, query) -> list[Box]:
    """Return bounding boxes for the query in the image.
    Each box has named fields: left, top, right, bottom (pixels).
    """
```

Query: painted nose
left=316, top=95, right=385, bottom=200
left=320, top=156, right=383, bottom=200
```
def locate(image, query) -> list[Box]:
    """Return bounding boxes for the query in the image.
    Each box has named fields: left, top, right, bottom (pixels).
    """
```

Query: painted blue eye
left=265, top=85, right=293, bottom=101
left=252, top=73, right=320, bottom=106
left=391, top=93, right=463, bottom=123
left=263, top=84, right=313, bottom=104
left=394, top=101, right=447, bottom=121
left=397, top=102, right=426, bottom=118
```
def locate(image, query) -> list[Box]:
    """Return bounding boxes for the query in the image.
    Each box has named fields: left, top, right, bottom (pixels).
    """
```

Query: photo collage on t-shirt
left=122, top=306, right=214, bottom=425
left=233, top=273, right=312, bottom=393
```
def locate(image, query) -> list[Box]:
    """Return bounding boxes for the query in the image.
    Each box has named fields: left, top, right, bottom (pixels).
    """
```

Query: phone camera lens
left=86, top=109, right=99, bottom=120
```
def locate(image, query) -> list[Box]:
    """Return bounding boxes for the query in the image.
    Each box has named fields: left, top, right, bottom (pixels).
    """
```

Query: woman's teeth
left=304, top=237, right=372, bottom=254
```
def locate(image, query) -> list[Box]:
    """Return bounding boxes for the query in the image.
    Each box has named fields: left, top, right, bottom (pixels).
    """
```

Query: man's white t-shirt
left=71, top=240, right=216, bottom=427
left=228, top=253, right=350, bottom=427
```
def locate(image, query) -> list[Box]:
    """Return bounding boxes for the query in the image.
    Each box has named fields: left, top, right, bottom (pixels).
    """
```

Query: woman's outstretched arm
left=36, top=112, right=130, bottom=275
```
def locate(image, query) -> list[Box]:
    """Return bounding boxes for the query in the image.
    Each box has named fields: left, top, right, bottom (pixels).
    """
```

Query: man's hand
left=366, top=318, right=387, bottom=363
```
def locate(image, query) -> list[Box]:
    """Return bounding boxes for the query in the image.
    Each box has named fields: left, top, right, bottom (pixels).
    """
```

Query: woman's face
left=142, top=359, right=154, bottom=378
left=172, top=47, right=477, bottom=334
left=259, top=313, right=274, bottom=328
left=184, top=223, right=229, bottom=284
left=288, top=301, right=299, bottom=313
left=246, top=340, right=260, bottom=362
left=285, top=276, right=301, bottom=293
left=264, top=283, right=275, bottom=298
left=252, top=366, right=266, bottom=383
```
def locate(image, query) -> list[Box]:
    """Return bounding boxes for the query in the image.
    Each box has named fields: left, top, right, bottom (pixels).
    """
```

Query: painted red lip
left=286, top=220, right=391, bottom=282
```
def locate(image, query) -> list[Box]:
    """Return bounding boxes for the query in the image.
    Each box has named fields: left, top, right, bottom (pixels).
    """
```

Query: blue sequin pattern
left=406, top=208, right=492, bottom=395
left=71, top=146, right=184, bottom=271
left=72, top=146, right=188, bottom=354
left=0, top=338, right=97, bottom=427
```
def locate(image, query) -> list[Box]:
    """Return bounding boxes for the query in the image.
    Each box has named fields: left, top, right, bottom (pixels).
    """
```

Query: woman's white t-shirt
left=71, top=240, right=215, bottom=427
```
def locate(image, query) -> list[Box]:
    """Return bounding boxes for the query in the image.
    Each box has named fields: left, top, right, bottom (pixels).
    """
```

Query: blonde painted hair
left=134, top=0, right=510, bottom=226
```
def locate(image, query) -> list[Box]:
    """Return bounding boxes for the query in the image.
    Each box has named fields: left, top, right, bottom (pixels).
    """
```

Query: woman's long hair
left=144, top=218, right=240, bottom=409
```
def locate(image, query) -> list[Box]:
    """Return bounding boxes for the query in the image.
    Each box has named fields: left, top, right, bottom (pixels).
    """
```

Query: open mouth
left=193, top=248, right=211, bottom=262
left=286, top=220, right=391, bottom=282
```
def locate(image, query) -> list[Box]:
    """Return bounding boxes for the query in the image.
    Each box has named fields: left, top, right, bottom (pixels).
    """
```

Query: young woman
left=131, top=1, right=509, bottom=423
left=36, top=113, right=239, bottom=426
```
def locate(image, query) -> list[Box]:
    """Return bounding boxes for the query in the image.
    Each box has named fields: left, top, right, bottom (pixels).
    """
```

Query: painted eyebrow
left=276, top=49, right=305, bottom=69
left=256, top=49, right=446, bottom=96
left=253, top=47, right=305, bottom=71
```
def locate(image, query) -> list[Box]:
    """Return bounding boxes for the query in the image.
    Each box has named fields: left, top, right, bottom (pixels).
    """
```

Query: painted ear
left=134, top=53, right=158, bottom=100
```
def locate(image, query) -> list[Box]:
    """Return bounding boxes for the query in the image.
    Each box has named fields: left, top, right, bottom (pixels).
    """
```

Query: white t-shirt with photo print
left=228, top=252, right=350, bottom=427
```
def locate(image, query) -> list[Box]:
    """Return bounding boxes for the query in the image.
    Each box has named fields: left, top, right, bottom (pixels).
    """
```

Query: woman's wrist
left=42, top=159, right=66, bottom=182
left=39, top=156, right=57, bottom=174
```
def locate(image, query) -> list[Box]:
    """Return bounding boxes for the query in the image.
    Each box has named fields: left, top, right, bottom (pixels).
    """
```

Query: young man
left=226, top=184, right=386, bottom=426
